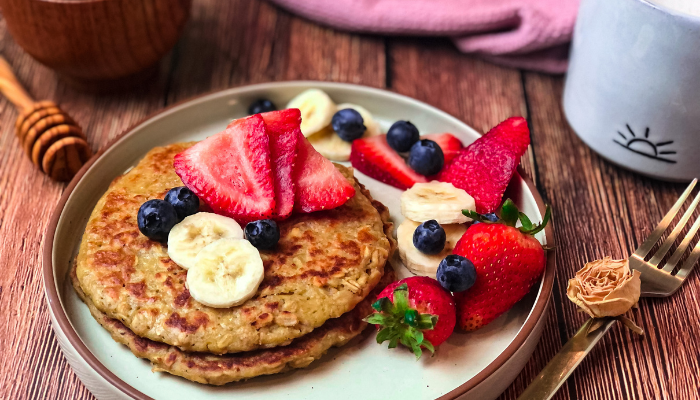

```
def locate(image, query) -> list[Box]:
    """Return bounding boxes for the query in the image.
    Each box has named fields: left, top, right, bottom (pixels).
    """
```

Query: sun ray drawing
left=613, top=124, right=677, bottom=164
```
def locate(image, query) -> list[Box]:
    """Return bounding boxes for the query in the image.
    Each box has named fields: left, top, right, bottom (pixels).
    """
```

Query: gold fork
left=518, top=178, right=700, bottom=400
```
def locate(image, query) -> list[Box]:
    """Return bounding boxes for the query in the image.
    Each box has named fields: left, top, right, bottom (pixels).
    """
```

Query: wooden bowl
left=0, top=0, right=191, bottom=88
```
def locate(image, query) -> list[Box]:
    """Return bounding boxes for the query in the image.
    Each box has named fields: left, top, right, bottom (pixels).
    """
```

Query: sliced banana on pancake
left=167, top=212, right=243, bottom=270
left=187, top=238, right=265, bottom=308
left=287, top=89, right=337, bottom=137
left=401, top=181, right=476, bottom=224
left=397, top=219, right=467, bottom=278
left=307, top=103, right=382, bottom=161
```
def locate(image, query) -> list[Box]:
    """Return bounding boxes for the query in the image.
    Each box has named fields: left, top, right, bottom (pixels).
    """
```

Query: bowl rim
left=42, top=81, right=555, bottom=400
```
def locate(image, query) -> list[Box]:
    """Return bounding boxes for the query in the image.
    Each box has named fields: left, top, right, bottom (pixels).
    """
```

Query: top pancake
left=76, top=143, right=393, bottom=354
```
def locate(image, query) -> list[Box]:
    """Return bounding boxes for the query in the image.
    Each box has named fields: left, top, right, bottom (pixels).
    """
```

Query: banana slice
left=286, top=89, right=337, bottom=137
left=397, top=219, right=467, bottom=278
left=187, top=238, right=264, bottom=308
left=401, top=181, right=476, bottom=224
left=167, top=212, right=244, bottom=270
left=307, top=103, right=381, bottom=161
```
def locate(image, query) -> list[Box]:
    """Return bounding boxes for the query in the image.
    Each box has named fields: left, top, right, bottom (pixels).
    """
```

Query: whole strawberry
left=364, top=276, right=456, bottom=359
left=455, top=200, right=551, bottom=331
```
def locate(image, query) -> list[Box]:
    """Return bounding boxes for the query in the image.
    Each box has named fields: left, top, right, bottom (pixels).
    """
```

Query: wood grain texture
left=1, top=0, right=699, bottom=399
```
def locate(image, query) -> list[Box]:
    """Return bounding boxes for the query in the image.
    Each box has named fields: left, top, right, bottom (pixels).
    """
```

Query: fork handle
left=517, top=318, right=617, bottom=400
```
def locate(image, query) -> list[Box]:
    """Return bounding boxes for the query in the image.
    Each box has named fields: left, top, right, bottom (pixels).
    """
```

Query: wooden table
left=1, top=1, right=698, bottom=399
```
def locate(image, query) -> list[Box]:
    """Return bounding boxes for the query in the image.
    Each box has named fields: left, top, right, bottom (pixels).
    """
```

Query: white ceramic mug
left=563, top=0, right=700, bottom=182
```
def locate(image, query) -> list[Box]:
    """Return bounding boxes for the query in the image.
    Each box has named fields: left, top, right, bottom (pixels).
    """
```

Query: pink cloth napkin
left=268, top=0, right=579, bottom=73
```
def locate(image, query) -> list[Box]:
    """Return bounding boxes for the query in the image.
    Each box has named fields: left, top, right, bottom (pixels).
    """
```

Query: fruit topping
left=454, top=199, right=550, bottom=330
left=397, top=219, right=466, bottom=278
left=186, top=238, right=264, bottom=308
left=387, top=120, right=420, bottom=152
left=413, top=220, right=446, bottom=255
left=174, top=114, right=275, bottom=224
left=437, top=255, right=476, bottom=293
left=408, top=139, right=444, bottom=176
left=164, top=186, right=200, bottom=221
left=248, top=98, right=277, bottom=115
left=437, top=117, right=530, bottom=213
left=308, top=104, right=381, bottom=162
left=422, top=133, right=462, bottom=165
left=401, top=181, right=475, bottom=224
left=261, top=109, right=300, bottom=220
left=350, top=135, right=428, bottom=190
left=364, top=276, right=456, bottom=359
left=167, top=212, right=243, bottom=270
left=137, top=199, right=179, bottom=242
left=332, top=108, right=366, bottom=142
left=245, top=219, right=280, bottom=250
left=293, top=129, right=356, bottom=213
left=286, top=89, right=337, bottom=137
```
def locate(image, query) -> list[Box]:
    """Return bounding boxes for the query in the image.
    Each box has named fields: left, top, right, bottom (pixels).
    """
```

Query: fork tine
left=663, top=213, right=700, bottom=272
left=651, top=190, right=700, bottom=267
left=676, top=239, right=700, bottom=280
left=634, top=179, right=697, bottom=258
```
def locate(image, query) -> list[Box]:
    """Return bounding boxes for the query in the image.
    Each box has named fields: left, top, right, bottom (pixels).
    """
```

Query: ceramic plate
left=43, top=82, right=555, bottom=400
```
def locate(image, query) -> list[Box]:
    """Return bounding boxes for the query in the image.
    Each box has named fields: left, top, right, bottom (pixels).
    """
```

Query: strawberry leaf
left=499, top=199, right=519, bottom=226
left=518, top=212, right=533, bottom=231
left=520, top=205, right=551, bottom=235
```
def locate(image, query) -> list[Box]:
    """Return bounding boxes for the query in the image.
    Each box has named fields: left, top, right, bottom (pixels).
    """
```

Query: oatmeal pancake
left=76, top=143, right=394, bottom=354
left=71, top=263, right=395, bottom=385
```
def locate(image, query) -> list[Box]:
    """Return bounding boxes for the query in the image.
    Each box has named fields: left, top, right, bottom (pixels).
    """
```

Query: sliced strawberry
left=174, top=114, right=275, bottom=224
left=293, top=131, right=355, bottom=213
left=422, top=133, right=463, bottom=165
left=437, top=117, right=530, bottom=213
left=261, top=109, right=300, bottom=220
left=350, top=135, right=428, bottom=190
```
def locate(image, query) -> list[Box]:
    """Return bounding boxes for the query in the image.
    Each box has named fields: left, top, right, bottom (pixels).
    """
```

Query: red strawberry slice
left=350, top=135, right=428, bottom=190
left=261, top=109, right=300, bottom=220
left=293, top=130, right=355, bottom=213
left=174, top=114, right=275, bottom=223
left=437, top=117, right=530, bottom=213
left=423, top=133, right=463, bottom=165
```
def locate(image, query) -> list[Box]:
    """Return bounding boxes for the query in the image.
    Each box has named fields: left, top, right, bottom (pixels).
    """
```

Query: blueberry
left=332, top=108, right=366, bottom=142
left=245, top=219, right=280, bottom=250
left=137, top=199, right=178, bottom=243
left=386, top=120, right=419, bottom=152
left=436, top=255, right=477, bottom=293
left=473, top=212, right=499, bottom=225
left=413, top=220, right=446, bottom=255
left=408, top=139, right=444, bottom=176
left=165, top=187, right=200, bottom=221
left=248, top=98, right=277, bottom=115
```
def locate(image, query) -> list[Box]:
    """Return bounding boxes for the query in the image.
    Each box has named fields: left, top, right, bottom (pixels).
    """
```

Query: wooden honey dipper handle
left=0, top=55, right=35, bottom=112
left=0, top=55, right=92, bottom=182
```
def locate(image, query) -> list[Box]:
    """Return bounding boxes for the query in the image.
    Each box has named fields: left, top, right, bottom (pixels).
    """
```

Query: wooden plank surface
left=0, top=1, right=698, bottom=399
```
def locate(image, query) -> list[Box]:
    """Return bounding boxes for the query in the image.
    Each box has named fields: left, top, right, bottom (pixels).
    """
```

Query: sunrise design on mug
left=613, top=124, right=677, bottom=164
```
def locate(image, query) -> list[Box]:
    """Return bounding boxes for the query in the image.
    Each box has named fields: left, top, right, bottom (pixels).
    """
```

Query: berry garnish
left=248, top=98, right=277, bottom=115
left=137, top=199, right=179, bottom=242
left=350, top=135, right=428, bottom=190
left=472, top=212, right=499, bottom=224
left=364, top=276, right=456, bottom=359
left=408, top=139, right=444, bottom=176
left=164, top=187, right=200, bottom=221
left=438, top=117, right=530, bottom=213
left=332, top=108, right=366, bottom=142
left=436, top=255, right=476, bottom=293
left=245, top=219, right=280, bottom=250
left=422, top=133, right=463, bottom=165
left=455, top=200, right=551, bottom=330
left=413, top=220, right=446, bottom=255
left=261, top=109, right=300, bottom=220
left=387, top=120, right=419, bottom=152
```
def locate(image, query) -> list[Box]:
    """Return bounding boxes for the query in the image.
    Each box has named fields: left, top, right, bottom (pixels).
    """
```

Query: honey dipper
left=0, top=56, right=92, bottom=182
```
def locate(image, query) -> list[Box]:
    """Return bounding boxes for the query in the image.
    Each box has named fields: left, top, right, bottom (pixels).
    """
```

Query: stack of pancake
left=72, top=143, right=396, bottom=385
